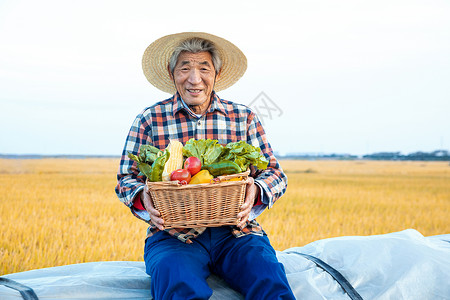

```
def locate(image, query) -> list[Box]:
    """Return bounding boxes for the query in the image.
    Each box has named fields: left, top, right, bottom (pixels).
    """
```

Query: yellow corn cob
left=162, top=140, right=184, bottom=181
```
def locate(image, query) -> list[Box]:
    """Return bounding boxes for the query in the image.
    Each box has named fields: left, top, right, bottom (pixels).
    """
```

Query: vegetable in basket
left=129, top=139, right=269, bottom=182
left=184, top=156, right=202, bottom=176
left=127, top=144, right=162, bottom=179
left=182, top=138, right=224, bottom=166
left=138, top=144, right=161, bottom=163
left=161, top=140, right=184, bottom=181
left=149, top=150, right=169, bottom=182
left=218, top=141, right=269, bottom=172
left=170, top=168, right=191, bottom=184
left=201, top=160, right=241, bottom=177
left=127, top=144, right=169, bottom=182
left=189, top=170, right=214, bottom=184
left=183, top=138, right=269, bottom=174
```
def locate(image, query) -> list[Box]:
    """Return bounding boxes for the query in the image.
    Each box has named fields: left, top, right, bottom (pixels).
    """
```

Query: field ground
left=1, top=159, right=449, bottom=275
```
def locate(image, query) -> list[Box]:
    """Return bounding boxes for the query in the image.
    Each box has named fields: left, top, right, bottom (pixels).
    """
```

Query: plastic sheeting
left=1, top=229, right=449, bottom=300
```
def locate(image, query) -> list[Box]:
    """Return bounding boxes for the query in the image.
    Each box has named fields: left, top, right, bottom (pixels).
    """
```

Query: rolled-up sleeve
left=115, top=111, right=151, bottom=222
left=246, top=111, right=288, bottom=220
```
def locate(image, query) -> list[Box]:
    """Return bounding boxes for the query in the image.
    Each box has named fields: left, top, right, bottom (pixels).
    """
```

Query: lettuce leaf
left=183, top=139, right=269, bottom=172
left=127, top=152, right=153, bottom=178
left=203, top=142, right=223, bottom=165
left=182, top=138, right=224, bottom=166
left=182, top=138, right=200, bottom=161
left=127, top=144, right=161, bottom=178
left=219, top=141, right=269, bottom=172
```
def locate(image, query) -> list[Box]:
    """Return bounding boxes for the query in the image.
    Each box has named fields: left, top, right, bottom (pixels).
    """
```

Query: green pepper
left=139, top=144, right=162, bottom=164
left=137, top=162, right=153, bottom=178
left=149, top=151, right=169, bottom=182
left=128, top=152, right=154, bottom=178
left=202, top=160, right=241, bottom=177
left=128, top=152, right=140, bottom=163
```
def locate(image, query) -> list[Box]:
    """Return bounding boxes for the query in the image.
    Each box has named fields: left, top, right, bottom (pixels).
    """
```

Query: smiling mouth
left=187, top=89, right=202, bottom=94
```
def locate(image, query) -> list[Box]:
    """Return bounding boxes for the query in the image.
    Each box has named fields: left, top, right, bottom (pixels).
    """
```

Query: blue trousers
left=144, top=227, right=295, bottom=300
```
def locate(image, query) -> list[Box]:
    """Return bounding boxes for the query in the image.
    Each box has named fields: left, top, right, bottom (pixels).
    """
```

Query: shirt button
left=197, top=121, right=201, bottom=126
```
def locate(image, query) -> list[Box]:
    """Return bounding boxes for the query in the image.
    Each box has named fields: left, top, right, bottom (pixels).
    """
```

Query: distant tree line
left=279, top=150, right=450, bottom=161
left=362, top=150, right=450, bottom=161
left=280, top=153, right=359, bottom=160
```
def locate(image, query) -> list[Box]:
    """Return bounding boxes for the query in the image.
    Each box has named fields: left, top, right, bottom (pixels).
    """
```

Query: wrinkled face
left=170, top=51, right=219, bottom=110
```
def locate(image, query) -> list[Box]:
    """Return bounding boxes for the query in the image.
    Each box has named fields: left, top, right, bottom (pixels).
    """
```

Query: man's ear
left=168, top=65, right=174, bottom=81
left=215, top=69, right=222, bottom=80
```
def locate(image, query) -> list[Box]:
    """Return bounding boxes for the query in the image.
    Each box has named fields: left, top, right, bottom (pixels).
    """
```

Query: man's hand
left=141, top=185, right=165, bottom=230
left=237, top=177, right=260, bottom=229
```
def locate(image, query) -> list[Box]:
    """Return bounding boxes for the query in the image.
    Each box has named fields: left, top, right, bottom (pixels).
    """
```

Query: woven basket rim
left=146, top=170, right=250, bottom=188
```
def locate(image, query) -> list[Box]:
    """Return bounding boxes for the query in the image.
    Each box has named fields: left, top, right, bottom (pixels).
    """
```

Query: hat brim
left=142, top=32, right=247, bottom=94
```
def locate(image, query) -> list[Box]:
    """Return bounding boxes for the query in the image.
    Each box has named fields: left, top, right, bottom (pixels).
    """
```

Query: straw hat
left=142, top=32, right=247, bottom=94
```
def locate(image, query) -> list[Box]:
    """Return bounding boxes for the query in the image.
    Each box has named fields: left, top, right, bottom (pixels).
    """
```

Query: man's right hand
left=141, top=186, right=165, bottom=230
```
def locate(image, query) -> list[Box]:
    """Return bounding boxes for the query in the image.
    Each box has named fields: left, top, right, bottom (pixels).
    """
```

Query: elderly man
left=115, top=32, right=295, bottom=299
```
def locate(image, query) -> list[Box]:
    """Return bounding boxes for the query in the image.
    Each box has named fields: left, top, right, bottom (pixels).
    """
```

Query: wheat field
left=1, top=158, right=449, bottom=275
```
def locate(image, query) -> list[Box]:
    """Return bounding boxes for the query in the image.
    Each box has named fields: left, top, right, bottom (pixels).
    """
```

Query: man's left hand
left=237, top=177, right=260, bottom=229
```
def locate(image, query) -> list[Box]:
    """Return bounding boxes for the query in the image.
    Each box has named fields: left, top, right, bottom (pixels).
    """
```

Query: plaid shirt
left=115, top=92, right=288, bottom=243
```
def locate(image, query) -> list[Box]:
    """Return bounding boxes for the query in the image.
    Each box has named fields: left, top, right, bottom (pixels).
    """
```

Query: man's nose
left=187, top=69, right=202, bottom=84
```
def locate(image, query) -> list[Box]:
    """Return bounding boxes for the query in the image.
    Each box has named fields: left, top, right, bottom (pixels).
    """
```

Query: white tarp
left=1, top=229, right=449, bottom=300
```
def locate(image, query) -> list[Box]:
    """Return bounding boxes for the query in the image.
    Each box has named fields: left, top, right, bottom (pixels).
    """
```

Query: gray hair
left=168, top=37, right=222, bottom=75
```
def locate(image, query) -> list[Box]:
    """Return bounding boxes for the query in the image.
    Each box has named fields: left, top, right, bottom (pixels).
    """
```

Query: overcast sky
left=1, top=0, right=449, bottom=156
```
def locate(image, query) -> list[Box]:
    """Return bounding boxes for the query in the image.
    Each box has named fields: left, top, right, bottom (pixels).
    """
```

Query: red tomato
left=184, top=156, right=202, bottom=176
left=170, top=169, right=191, bottom=183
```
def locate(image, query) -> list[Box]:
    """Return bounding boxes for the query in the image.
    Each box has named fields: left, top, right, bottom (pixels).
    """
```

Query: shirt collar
left=172, top=91, right=228, bottom=118
left=208, top=92, right=228, bottom=116
left=172, top=93, right=185, bottom=116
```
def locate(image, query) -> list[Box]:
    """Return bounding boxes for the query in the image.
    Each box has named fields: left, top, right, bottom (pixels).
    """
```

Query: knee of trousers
left=214, top=236, right=294, bottom=298
left=221, top=255, right=294, bottom=299
left=146, top=251, right=213, bottom=299
left=237, top=259, right=294, bottom=299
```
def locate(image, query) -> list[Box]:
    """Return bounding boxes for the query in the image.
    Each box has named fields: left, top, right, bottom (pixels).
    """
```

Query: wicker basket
left=146, top=171, right=250, bottom=228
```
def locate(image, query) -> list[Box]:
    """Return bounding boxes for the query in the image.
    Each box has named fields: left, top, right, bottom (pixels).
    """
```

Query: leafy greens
left=218, top=140, right=269, bottom=172
left=182, top=138, right=223, bottom=166
left=183, top=138, right=269, bottom=172
left=127, top=144, right=162, bottom=178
